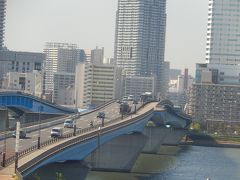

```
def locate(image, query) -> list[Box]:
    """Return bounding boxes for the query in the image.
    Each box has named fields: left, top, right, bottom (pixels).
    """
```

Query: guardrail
left=17, top=106, right=154, bottom=176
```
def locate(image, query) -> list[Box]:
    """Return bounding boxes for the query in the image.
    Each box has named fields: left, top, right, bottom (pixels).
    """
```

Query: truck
left=120, top=102, right=131, bottom=114
left=51, top=127, right=63, bottom=138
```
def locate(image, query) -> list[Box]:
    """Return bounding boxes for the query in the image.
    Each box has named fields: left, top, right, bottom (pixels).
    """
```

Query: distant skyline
left=4, top=0, right=209, bottom=75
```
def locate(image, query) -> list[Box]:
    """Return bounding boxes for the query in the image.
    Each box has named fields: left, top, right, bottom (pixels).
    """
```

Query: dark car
left=97, top=112, right=105, bottom=119
left=12, top=130, right=26, bottom=139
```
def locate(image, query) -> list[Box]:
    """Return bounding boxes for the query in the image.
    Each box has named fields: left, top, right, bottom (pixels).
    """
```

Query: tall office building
left=206, top=0, right=240, bottom=65
left=114, top=0, right=167, bottom=98
left=43, top=42, right=80, bottom=93
left=0, top=0, right=6, bottom=50
left=91, top=46, right=104, bottom=64
left=79, top=49, right=91, bottom=63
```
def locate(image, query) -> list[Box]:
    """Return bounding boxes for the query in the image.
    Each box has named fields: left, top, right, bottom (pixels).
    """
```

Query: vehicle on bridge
left=12, top=130, right=27, bottom=139
left=64, top=119, right=74, bottom=128
left=97, top=112, right=105, bottom=119
left=120, top=102, right=131, bottom=114
left=50, top=127, right=63, bottom=138
left=127, top=95, right=134, bottom=101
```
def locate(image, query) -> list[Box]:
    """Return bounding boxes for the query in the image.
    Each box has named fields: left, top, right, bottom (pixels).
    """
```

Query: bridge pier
left=142, top=126, right=171, bottom=154
left=0, top=108, right=8, bottom=131
left=84, top=133, right=147, bottom=172
left=162, top=128, right=187, bottom=146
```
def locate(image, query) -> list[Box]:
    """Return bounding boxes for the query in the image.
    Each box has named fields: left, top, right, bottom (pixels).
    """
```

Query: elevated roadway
left=0, top=102, right=156, bottom=178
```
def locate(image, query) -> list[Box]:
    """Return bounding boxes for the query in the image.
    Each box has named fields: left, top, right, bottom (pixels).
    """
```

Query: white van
left=50, top=127, right=63, bottom=138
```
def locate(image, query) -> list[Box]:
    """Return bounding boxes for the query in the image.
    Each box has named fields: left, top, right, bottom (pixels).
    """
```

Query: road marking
left=32, top=134, right=39, bottom=137
left=32, top=140, right=38, bottom=143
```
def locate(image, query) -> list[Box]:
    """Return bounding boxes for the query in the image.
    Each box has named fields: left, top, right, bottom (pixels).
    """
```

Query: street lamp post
left=73, top=115, right=76, bottom=136
left=37, top=106, right=43, bottom=149
left=15, top=121, right=20, bottom=172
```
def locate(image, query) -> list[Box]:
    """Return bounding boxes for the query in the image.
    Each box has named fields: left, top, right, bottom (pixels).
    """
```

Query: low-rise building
left=123, top=76, right=155, bottom=100
left=196, top=63, right=240, bottom=85
left=53, top=72, right=75, bottom=105
left=188, top=83, right=240, bottom=123
left=2, top=70, right=42, bottom=97
left=0, top=50, right=44, bottom=87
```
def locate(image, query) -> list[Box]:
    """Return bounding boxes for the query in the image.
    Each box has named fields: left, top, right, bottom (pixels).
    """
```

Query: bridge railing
left=17, top=106, right=155, bottom=175
left=1, top=100, right=151, bottom=169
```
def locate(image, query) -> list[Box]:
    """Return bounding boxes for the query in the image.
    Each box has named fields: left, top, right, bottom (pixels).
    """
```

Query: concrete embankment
left=181, top=140, right=240, bottom=148
left=181, top=132, right=240, bottom=148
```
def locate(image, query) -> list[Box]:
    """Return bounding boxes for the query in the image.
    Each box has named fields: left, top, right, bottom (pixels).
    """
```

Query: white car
left=51, top=127, right=63, bottom=138
left=64, top=119, right=74, bottom=128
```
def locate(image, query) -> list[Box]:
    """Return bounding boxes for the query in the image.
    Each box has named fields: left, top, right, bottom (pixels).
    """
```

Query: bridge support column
left=162, top=129, right=187, bottom=145
left=85, top=133, right=147, bottom=172
left=142, top=126, right=171, bottom=154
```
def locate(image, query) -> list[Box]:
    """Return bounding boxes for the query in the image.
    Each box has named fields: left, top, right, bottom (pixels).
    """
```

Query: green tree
left=192, top=122, right=201, bottom=133
left=56, top=172, right=65, bottom=180
left=146, top=121, right=156, bottom=127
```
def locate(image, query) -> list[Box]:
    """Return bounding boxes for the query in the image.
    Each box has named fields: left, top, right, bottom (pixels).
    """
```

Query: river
left=26, top=145, right=240, bottom=180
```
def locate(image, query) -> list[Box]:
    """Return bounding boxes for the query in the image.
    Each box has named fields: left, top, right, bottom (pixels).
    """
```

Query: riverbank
left=181, top=139, right=240, bottom=148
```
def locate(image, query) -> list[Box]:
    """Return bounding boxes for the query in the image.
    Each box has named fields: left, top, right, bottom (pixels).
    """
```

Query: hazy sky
left=5, top=0, right=209, bottom=75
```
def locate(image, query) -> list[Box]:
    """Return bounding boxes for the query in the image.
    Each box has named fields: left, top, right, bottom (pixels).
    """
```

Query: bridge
left=0, top=100, right=191, bottom=179
left=0, top=91, right=76, bottom=115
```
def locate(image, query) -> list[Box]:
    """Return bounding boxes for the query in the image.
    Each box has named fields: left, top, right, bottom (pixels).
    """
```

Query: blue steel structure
left=0, top=92, right=75, bottom=114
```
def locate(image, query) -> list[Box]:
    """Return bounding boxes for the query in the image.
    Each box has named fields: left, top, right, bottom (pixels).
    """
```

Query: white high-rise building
left=43, top=42, right=80, bottom=93
left=0, top=0, right=6, bottom=49
left=75, top=63, right=122, bottom=108
left=206, top=0, right=240, bottom=65
left=114, top=0, right=167, bottom=97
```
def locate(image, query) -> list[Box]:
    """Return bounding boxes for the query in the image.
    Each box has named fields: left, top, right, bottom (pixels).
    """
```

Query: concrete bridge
left=0, top=100, right=191, bottom=179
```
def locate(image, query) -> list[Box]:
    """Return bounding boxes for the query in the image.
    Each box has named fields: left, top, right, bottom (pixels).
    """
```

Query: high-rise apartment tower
left=43, top=42, right=80, bottom=93
left=206, top=0, right=240, bottom=65
left=114, top=0, right=167, bottom=97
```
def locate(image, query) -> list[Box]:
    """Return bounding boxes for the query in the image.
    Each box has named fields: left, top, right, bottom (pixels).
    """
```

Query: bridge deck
left=0, top=102, right=157, bottom=177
